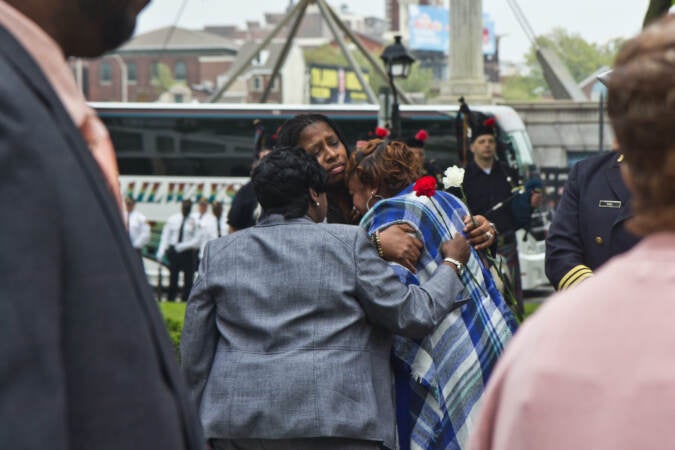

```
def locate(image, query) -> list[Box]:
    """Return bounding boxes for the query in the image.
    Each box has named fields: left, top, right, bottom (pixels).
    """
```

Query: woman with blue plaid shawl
left=346, top=139, right=518, bottom=450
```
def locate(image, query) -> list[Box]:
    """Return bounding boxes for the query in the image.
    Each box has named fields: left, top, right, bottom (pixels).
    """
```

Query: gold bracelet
left=374, top=230, right=384, bottom=258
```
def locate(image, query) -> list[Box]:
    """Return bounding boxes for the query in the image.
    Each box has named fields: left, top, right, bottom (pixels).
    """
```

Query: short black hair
left=276, top=114, right=350, bottom=154
left=252, top=146, right=328, bottom=219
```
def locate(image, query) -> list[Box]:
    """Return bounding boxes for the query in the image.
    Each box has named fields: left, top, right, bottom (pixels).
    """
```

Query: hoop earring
left=366, top=192, right=384, bottom=210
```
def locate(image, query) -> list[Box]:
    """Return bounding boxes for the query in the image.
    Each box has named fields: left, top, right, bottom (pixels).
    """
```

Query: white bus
left=94, top=102, right=548, bottom=289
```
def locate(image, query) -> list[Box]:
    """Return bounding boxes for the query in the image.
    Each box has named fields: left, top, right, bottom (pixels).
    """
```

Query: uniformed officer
left=462, top=118, right=543, bottom=310
left=545, top=150, right=641, bottom=290
left=157, top=199, right=201, bottom=301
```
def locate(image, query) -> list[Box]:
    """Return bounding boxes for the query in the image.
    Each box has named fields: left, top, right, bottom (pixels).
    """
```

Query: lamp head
left=380, top=35, right=416, bottom=79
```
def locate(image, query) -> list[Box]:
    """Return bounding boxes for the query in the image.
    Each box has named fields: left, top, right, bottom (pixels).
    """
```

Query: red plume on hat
left=470, top=117, right=497, bottom=143
left=414, top=129, right=429, bottom=143
left=375, top=126, right=390, bottom=138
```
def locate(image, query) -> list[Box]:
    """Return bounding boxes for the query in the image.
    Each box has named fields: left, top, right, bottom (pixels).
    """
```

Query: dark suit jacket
left=545, top=151, right=641, bottom=290
left=0, top=25, right=203, bottom=449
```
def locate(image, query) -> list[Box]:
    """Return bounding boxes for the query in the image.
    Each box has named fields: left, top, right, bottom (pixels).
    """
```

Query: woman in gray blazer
left=181, top=147, right=471, bottom=450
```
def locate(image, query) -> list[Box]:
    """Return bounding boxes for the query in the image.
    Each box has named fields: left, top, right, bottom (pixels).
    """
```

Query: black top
left=545, top=151, right=640, bottom=288
left=463, top=161, right=519, bottom=234
left=227, top=181, right=258, bottom=230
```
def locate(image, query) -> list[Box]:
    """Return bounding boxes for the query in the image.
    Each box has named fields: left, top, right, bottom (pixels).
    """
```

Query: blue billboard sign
left=408, top=6, right=497, bottom=56
left=408, top=5, right=449, bottom=53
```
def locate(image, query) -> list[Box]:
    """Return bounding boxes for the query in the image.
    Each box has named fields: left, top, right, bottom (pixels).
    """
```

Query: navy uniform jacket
left=545, top=152, right=641, bottom=290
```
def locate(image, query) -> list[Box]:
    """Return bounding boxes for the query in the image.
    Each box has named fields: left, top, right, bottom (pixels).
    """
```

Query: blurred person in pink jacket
left=469, top=14, right=675, bottom=450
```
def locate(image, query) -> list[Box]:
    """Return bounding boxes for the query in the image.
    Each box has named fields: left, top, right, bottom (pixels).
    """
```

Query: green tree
left=152, top=62, right=178, bottom=94
left=501, top=75, right=542, bottom=101
left=398, top=65, right=434, bottom=96
left=525, top=28, right=620, bottom=84
left=502, top=29, right=624, bottom=101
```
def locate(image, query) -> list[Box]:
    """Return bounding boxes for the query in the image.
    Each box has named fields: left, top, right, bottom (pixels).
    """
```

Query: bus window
left=507, top=130, right=535, bottom=167
left=109, top=129, right=143, bottom=153
left=180, top=139, right=225, bottom=155
left=96, top=102, right=539, bottom=203
left=156, top=136, right=175, bottom=154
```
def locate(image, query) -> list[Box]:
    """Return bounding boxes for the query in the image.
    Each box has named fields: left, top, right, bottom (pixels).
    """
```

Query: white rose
left=442, top=165, right=465, bottom=189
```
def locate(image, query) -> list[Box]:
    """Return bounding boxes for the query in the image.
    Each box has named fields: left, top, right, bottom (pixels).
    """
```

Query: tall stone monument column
left=439, top=0, right=491, bottom=103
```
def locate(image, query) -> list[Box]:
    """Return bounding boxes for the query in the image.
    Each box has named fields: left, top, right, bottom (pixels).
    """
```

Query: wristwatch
left=443, top=257, right=465, bottom=276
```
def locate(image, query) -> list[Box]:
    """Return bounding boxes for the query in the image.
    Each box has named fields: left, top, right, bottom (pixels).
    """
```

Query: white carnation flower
left=442, top=165, right=465, bottom=189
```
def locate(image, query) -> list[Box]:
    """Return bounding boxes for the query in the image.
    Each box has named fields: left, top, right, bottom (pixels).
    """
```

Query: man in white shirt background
left=157, top=199, right=201, bottom=302
left=124, top=195, right=150, bottom=261
left=192, top=197, right=218, bottom=261
left=212, top=201, right=227, bottom=239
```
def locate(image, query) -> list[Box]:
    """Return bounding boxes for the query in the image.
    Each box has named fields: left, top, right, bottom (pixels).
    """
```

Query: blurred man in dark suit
left=0, top=0, right=203, bottom=448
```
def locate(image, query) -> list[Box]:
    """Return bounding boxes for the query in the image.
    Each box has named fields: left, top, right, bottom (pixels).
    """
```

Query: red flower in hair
left=483, top=117, right=496, bottom=127
left=415, top=129, right=429, bottom=142
left=413, top=176, right=437, bottom=197
left=375, top=126, right=390, bottom=138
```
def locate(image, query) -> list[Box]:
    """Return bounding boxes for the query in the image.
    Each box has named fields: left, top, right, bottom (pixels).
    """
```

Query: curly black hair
left=252, top=146, right=328, bottom=219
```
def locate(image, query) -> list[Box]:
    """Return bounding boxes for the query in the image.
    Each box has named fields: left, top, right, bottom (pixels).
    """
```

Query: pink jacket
left=469, top=232, right=675, bottom=450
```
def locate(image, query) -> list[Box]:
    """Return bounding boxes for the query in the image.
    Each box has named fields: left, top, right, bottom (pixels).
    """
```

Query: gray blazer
left=181, top=214, right=463, bottom=449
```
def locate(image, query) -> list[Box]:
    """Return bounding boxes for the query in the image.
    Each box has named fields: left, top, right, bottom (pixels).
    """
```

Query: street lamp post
left=111, top=54, right=128, bottom=103
left=380, top=35, right=415, bottom=137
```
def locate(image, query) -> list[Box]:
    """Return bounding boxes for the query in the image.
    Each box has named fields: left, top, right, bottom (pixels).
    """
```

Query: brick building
left=80, top=26, right=237, bottom=103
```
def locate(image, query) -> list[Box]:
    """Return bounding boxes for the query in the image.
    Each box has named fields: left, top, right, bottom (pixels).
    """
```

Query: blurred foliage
left=501, top=75, right=542, bottom=102
left=159, top=301, right=186, bottom=360
left=152, top=62, right=178, bottom=94
left=502, top=29, right=624, bottom=101
left=399, top=66, right=435, bottom=96
left=525, top=29, right=623, bottom=84
left=523, top=301, right=542, bottom=320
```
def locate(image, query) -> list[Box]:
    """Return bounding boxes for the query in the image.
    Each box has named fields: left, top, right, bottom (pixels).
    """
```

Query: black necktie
left=178, top=217, right=186, bottom=243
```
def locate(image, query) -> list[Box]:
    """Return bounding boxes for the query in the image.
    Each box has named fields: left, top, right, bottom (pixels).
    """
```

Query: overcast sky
left=135, top=0, right=650, bottom=63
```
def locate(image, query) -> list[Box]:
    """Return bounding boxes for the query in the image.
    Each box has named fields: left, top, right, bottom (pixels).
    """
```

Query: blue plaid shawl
left=360, top=184, right=518, bottom=450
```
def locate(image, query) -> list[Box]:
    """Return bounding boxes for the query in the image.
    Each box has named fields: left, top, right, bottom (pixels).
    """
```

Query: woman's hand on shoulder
left=463, top=214, right=496, bottom=251
left=378, top=223, right=423, bottom=273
